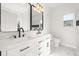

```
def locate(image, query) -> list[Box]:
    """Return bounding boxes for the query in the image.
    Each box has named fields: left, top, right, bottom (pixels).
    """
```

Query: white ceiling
left=1, top=3, right=29, bottom=14
left=44, top=3, right=64, bottom=9
left=1, top=3, right=64, bottom=14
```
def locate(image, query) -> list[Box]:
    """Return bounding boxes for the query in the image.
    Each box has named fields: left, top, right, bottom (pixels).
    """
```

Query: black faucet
left=17, top=22, right=24, bottom=38
left=18, top=27, right=24, bottom=37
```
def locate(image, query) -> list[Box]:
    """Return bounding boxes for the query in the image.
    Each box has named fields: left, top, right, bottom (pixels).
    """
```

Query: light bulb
left=33, top=3, right=43, bottom=13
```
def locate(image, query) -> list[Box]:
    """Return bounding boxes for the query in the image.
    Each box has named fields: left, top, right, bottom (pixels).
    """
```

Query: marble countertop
left=0, top=37, right=33, bottom=50
left=0, top=33, right=49, bottom=50
left=0, top=32, right=51, bottom=51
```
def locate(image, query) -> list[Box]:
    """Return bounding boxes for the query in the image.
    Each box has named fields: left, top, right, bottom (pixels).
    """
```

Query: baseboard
left=61, top=42, right=77, bottom=49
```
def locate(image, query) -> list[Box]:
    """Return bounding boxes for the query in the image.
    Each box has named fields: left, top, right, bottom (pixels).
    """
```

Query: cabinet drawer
left=7, top=41, right=35, bottom=56
left=7, top=45, right=32, bottom=56
left=37, top=34, right=51, bottom=44
left=37, top=39, right=50, bottom=56
left=38, top=39, right=50, bottom=47
left=44, top=35, right=51, bottom=40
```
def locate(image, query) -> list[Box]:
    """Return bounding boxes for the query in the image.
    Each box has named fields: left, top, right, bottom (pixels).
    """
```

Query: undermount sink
left=8, top=36, right=29, bottom=43
left=26, top=33, right=43, bottom=38
left=25, top=31, right=43, bottom=38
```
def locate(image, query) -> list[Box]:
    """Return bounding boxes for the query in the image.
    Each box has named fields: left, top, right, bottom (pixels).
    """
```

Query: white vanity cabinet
left=6, top=40, right=37, bottom=56
left=0, top=34, right=51, bottom=56
left=36, top=34, right=51, bottom=56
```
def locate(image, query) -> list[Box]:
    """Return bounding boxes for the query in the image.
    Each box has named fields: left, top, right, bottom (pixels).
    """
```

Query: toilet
left=51, top=37, right=62, bottom=48
left=53, top=38, right=62, bottom=48
left=50, top=37, right=62, bottom=53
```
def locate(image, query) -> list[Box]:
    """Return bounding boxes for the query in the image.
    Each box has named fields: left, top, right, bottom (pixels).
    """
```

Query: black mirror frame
left=0, top=3, right=1, bottom=32
left=29, top=3, right=44, bottom=31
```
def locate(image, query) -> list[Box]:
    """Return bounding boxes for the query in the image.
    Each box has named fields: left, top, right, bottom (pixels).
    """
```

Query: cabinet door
left=44, top=39, right=50, bottom=56
left=39, top=40, right=50, bottom=56
left=37, top=35, right=51, bottom=56
left=37, top=41, right=50, bottom=56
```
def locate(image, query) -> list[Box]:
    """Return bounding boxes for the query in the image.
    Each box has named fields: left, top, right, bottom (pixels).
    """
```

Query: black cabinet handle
left=38, top=52, right=41, bottom=56
left=38, top=40, right=43, bottom=43
left=46, top=38, right=49, bottom=40
left=47, top=42, right=49, bottom=47
left=38, top=47, right=42, bottom=50
left=20, top=46, right=30, bottom=52
left=38, top=54, right=41, bottom=56
left=0, top=51, right=1, bottom=56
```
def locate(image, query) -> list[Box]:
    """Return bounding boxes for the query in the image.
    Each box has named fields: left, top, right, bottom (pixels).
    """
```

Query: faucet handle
left=22, top=34, right=24, bottom=37
left=13, top=35, right=17, bottom=38
left=22, top=34, right=26, bottom=37
left=8, top=35, right=17, bottom=39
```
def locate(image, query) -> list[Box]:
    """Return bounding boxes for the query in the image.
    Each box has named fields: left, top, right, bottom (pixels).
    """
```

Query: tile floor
left=50, top=45, right=79, bottom=56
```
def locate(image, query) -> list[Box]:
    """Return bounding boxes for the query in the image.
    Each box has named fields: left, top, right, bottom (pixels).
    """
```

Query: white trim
left=61, top=42, right=77, bottom=49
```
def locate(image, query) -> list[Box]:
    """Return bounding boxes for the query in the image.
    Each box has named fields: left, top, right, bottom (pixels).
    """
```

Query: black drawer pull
left=47, top=42, right=49, bottom=47
left=46, top=38, right=49, bottom=39
left=38, top=40, right=43, bottom=43
left=38, top=52, right=42, bottom=56
left=20, top=46, right=30, bottom=52
left=38, top=47, right=42, bottom=50
left=38, top=54, right=41, bottom=56
left=0, top=51, right=1, bottom=56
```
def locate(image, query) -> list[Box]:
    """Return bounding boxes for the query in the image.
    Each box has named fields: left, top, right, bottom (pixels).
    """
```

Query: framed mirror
left=0, top=3, right=30, bottom=32
left=29, top=3, right=44, bottom=31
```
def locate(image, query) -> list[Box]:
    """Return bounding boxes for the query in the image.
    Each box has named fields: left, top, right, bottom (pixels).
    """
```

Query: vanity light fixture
left=32, top=3, right=43, bottom=13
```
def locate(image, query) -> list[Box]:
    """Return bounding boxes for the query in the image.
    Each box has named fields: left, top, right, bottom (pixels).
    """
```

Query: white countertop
left=0, top=37, right=33, bottom=50
left=0, top=33, right=50, bottom=50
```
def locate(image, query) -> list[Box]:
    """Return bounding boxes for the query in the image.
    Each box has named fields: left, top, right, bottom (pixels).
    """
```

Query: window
left=64, top=13, right=74, bottom=26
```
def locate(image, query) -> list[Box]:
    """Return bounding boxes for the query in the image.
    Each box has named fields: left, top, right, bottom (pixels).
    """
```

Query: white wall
left=43, top=4, right=52, bottom=34
left=1, top=3, right=30, bottom=31
left=17, top=12, right=30, bottom=31
left=0, top=3, right=51, bottom=40
left=0, top=3, right=30, bottom=40
left=1, top=8, right=17, bottom=31
left=50, top=3, right=79, bottom=47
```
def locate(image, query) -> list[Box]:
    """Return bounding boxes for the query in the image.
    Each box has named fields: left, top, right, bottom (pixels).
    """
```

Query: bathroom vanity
left=0, top=34, right=51, bottom=56
left=0, top=3, right=51, bottom=56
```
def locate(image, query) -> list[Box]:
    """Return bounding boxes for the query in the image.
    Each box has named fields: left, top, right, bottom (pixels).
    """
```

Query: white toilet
left=50, top=34, right=62, bottom=53
left=50, top=37, right=62, bottom=49
left=53, top=38, right=62, bottom=48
